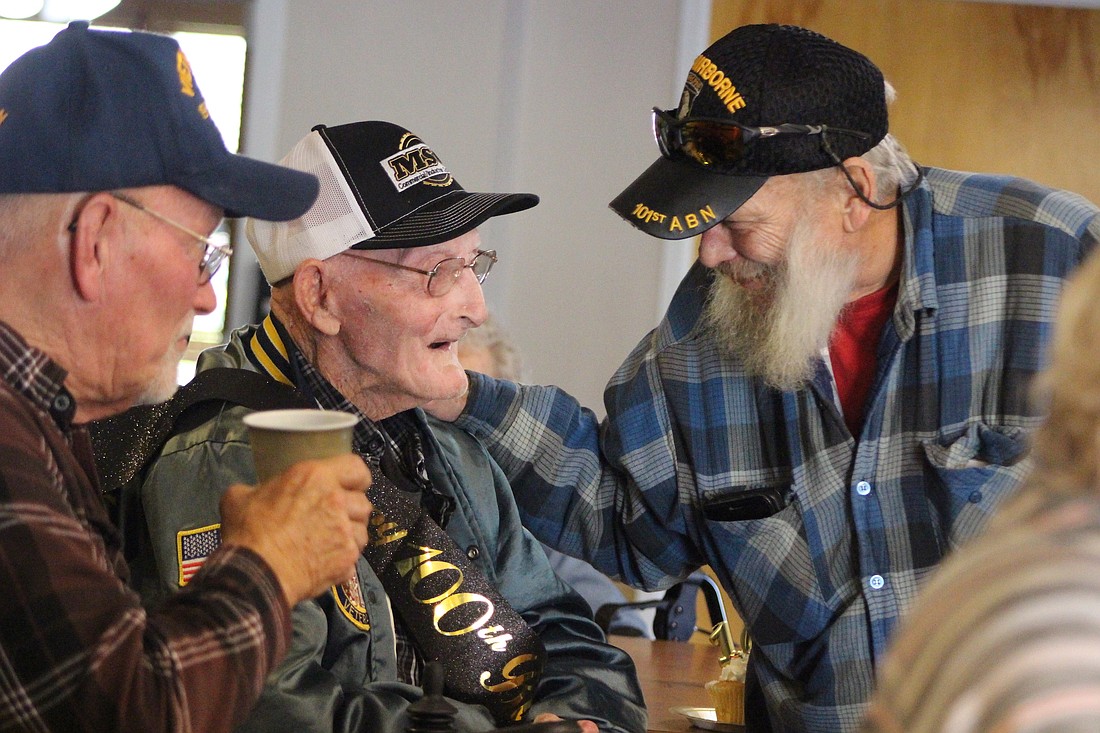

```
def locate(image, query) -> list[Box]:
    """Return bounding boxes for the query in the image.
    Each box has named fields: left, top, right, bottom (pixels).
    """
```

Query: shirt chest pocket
left=699, top=486, right=832, bottom=647
left=921, top=422, right=1031, bottom=548
left=702, top=485, right=790, bottom=522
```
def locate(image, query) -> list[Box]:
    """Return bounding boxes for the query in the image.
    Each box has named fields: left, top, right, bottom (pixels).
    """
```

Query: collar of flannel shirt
left=0, top=320, right=77, bottom=428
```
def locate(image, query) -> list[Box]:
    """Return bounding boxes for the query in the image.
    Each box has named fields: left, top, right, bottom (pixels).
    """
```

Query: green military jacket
left=127, top=325, right=646, bottom=733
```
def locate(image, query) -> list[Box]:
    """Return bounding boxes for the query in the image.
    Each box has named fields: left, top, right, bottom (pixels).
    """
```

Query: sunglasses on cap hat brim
left=651, top=107, right=872, bottom=174
left=648, top=107, right=924, bottom=215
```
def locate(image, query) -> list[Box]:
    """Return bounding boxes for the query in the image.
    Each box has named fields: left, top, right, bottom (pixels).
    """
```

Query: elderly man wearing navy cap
left=91, top=120, right=645, bottom=733
left=426, top=23, right=1100, bottom=732
left=0, top=23, right=372, bottom=733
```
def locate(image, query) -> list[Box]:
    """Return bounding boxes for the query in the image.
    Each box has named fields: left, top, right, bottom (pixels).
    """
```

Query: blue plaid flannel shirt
left=454, top=167, right=1100, bottom=733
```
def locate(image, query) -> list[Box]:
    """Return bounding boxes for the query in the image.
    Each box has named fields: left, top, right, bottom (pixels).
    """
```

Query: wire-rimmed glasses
left=343, top=249, right=497, bottom=297
left=110, top=192, right=232, bottom=285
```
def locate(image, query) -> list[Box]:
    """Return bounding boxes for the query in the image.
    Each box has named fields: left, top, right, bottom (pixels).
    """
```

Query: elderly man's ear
left=290, top=260, right=342, bottom=336
left=68, top=193, right=121, bottom=302
left=839, top=156, right=877, bottom=233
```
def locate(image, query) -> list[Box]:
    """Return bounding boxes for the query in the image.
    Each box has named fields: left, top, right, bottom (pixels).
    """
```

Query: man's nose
left=698, top=227, right=737, bottom=269
left=194, top=278, right=217, bottom=315
left=455, top=267, right=488, bottom=327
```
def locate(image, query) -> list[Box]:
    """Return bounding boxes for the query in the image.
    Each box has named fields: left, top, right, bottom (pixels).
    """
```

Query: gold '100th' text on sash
left=368, top=510, right=539, bottom=718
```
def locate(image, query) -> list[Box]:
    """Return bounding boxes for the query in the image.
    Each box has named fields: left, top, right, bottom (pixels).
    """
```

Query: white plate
left=670, top=706, right=745, bottom=733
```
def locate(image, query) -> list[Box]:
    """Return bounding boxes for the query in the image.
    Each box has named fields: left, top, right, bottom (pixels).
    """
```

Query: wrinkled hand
left=220, top=454, right=372, bottom=607
left=533, top=712, right=598, bottom=733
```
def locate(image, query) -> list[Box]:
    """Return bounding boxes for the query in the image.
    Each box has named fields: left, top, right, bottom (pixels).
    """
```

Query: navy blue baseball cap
left=0, top=21, right=318, bottom=221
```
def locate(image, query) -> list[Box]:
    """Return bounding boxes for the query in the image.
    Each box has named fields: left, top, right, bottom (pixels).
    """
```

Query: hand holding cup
left=243, top=409, right=359, bottom=481
left=219, top=410, right=372, bottom=606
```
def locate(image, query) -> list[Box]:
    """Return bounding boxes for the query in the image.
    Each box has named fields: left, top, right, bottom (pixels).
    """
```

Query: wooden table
left=610, top=635, right=723, bottom=733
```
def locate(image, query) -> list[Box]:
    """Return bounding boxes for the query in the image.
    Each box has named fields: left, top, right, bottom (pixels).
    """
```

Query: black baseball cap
left=610, top=24, right=888, bottom=240
left=0, top=21, right=318, bottom=221
left=247, top=121, right=539, bottom=283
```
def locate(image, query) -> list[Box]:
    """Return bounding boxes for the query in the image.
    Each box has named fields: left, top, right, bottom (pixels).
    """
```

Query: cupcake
left=705, top=652, right=747, bottom=725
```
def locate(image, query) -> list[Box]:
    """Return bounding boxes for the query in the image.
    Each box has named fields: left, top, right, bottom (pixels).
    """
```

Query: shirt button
left=968, top=491, right=982, bottom=503
left=366, top=437, right=384, bottom=454
left=856, top=481, right=871, bottom=496
left=869, top=574, right=885, bottom=590
left=52, top=394, right=71, bottom=411
left=466, top=546, right=480, bottom=560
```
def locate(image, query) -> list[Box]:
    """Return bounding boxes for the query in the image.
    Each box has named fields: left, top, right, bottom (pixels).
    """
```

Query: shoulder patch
left=177, top=524, right=221, bottom=586
left=332, top=573, right=371, bottom=630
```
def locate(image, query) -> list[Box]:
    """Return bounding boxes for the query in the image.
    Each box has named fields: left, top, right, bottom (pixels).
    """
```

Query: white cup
left=243, top=409, right=358, bottom=481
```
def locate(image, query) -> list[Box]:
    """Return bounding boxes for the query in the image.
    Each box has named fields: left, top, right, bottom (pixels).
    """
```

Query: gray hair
left=0, top=192, right=82, bottom=258
left=804, top=79, right=919, bottom=204
left=861, top=80, right=920, bottom=200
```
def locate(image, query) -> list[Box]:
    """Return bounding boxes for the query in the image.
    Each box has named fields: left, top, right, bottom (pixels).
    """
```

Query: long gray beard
left=703, top=221, right=860, bottom=391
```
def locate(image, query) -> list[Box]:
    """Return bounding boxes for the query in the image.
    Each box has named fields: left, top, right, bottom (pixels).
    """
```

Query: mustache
left=713, top=258, right=782, bottom=289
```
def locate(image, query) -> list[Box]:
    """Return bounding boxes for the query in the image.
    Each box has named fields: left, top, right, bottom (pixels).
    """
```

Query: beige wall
left=711, top=0, right=1100, bottom=204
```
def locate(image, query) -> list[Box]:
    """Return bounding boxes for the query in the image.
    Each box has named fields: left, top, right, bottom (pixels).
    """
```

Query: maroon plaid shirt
left=0, top=320, right=292, bottom=733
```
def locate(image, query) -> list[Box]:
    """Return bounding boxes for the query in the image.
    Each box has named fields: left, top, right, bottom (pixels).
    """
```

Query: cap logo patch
left=690, top=54, right=746, bottom=114
left=382, top=133, right=453, bottom=192
left=175, top=49, right=208, bottom=119
left=680, top=67, right=703, bottom=115
left=626, top=201, right=717, bottom=236
left=176, top=50, right=196, bottom=98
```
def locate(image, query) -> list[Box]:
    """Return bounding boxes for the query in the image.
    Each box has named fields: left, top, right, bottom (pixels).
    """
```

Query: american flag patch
left=177, top=524, right=221, bottom=586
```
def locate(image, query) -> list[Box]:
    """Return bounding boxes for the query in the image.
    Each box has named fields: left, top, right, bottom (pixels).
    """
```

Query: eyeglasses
left=110, top=192, right=232, bottom=285
left=651, top=107, right=924, bottom=211
left=343, top=249, right=497, bottom=297
left=651, top=107, right=871, bottom=174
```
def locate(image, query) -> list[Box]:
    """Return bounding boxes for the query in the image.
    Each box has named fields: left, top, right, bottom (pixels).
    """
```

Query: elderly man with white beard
left=426, top=24, right=1100, bottom=733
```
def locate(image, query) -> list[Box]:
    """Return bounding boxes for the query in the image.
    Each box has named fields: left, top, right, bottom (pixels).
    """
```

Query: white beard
left=134, top=330, right=189, bottom=406
left=134, top=358, right=182, bottom=406
left=703, top=216, right=860, bottom=391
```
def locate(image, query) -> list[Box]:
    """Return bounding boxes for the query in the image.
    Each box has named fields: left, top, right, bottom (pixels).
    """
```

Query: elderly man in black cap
left=427, top=23, right=1100, bottom=732
left=0, top=22, right=371, bottom=733
left=99, top=120, right=645, bottom=733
